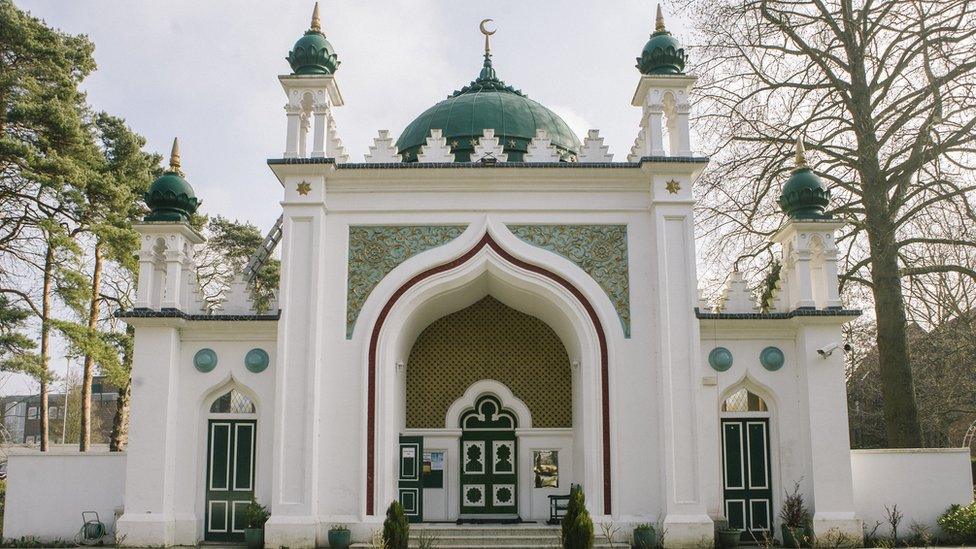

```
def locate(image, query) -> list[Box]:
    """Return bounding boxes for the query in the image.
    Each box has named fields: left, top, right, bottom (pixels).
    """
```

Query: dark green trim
left=266, top=155, right=710, bottom=167
left=117, top=308, right=280, bottom=321
left=696, top=307, right=861, bottom=319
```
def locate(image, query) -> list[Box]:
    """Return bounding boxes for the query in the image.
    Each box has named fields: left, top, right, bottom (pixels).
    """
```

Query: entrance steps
left=350, top=524, right=626, bottom=548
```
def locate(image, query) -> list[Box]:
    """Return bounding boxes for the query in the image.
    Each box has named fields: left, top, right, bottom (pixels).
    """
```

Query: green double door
left=459, top=395, right=518, bottom=521
left=206, top=420, right=256, bottom=542
left=721, top=418, right=772, bottom=540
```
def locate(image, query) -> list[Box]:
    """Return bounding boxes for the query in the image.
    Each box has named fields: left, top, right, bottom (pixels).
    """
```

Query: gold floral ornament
left=665, top=179, right=681, bottom=194
left=296, top=181, right=312, bottom=195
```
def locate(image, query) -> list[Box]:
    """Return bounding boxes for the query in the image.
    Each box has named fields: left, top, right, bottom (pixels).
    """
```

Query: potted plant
left=243, top=499, right=270, bottom=549
left=717, top=527, right=742, bottom=549
left=328, top=524, right=351, bottom=548
left=632, top=523, right=655, bottom=548
left=779, top=482, right=811, bottom=548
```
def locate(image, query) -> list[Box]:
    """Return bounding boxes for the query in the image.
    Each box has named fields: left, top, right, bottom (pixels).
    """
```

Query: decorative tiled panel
left=507, top=224, right=631, bottom=337
left=346, top=225, right=466, bottom=338
left=405, top=296, right=572, bottom=428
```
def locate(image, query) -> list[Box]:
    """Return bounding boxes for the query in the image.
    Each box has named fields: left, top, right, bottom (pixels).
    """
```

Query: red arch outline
left=366, top=233, right=612, bottom=515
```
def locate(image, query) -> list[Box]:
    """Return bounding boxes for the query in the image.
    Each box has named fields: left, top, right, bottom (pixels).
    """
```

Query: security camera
left=817, top=342, right=852, bottom=358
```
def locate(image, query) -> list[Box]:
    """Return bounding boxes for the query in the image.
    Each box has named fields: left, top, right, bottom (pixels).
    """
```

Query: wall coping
left=6, top=446, right=124, bottom=457
left=851, top=447, right=970, bottom=455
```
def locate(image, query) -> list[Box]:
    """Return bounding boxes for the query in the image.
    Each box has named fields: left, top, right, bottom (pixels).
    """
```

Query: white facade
left=5, top=9, right=973, bottom=549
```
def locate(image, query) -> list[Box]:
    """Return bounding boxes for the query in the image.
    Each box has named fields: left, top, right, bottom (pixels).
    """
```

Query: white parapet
left=472, top=128, right=508, bottom=162
left=579, top=129, right=613, bottom=163
left=523, top=129, right=560, bottom=162
left=417, top=129, right=454, bottom=163
left=364, top=130, right=400, bottom=163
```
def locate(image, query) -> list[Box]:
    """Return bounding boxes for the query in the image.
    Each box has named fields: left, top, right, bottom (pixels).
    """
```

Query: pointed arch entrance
left=366, top=233, right=612, bottom=516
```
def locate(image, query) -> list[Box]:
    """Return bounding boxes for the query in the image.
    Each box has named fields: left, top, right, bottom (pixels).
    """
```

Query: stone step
left=348, top=526, right=627, bottom=548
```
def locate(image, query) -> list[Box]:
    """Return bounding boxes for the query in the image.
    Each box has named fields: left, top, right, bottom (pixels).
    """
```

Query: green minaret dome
left=396, top=26, right=581, bottom=163
left=778, top=139, right=831, bottom=219
left=144, top=138, right=200, bottom=223
left=287, top=3, right=339, bottom=75
left=637, top=5, right=687, bottom=75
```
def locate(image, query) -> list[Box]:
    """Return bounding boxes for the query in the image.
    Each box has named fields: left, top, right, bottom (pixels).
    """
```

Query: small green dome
left=144, top=139, right=199, bottom=223
left=637, top=7, right=687, bottom=75
left=778, top=140, right=831, bottom=219
left=287, top=3, right=339, bottom=75
left=396, top=54, right=581, bottom=162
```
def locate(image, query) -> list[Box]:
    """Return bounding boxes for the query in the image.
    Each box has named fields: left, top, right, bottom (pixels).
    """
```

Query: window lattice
left=210, top=389, right=256, bottom=414
left=722, top=388, right=768, bottom=412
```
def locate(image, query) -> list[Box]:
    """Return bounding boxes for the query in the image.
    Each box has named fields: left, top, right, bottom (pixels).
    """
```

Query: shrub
left=780, top=481, right=811, bottom=529
left=938, top=502, right=976, bottom=544
left=383, top=500, right=410, bottom=549
left=242, top=499, right=270, bottom=529
left=561, top=485, right=594, bottom=549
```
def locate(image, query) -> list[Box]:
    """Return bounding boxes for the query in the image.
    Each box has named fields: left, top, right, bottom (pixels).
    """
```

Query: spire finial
left=480, top=18, right=496, bottom=55
left=655, top=4, right=666, bottom=32
left=310, top=2, right=322, bottom=33
left=169, top=137, right=183, bottom=176
left=795, top=136, right=808, bottom=169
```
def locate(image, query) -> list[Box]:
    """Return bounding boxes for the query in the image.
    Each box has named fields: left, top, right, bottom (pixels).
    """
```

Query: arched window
left=209, top=388, right=256, bottom=414
left=721, top=388, right=768, bottom=413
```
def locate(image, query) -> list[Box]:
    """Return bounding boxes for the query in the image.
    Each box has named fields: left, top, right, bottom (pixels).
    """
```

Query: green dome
left=288, top=31, right=339, bottom=75
left=144, top=138, right=199, bottom=223
left=778, top=141, right=830, bottom=219
left=637, top=7, right=686, bottom=75
left=396, top=54, right=581, bottom=162
left=287, top=4, right=339, bottom=75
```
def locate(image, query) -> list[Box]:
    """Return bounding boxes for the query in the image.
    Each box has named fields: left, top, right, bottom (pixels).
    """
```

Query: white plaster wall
left=851, top=448, right=973, bottom=534
left=4, top=451, right=126, bottom=541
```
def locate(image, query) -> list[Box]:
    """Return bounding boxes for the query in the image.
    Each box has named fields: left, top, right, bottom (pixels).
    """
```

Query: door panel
left=458, top=395, right=518, bottom=520
left=206, top=419, right=256, bottom=542
left=398, top=436, right=423, bottom=523
left=722, top=418, right=772, bottom=540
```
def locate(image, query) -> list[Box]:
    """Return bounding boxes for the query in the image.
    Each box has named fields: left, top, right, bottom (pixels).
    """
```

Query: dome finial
left=480, top=19, right=496, bottom=55
left=656, top=4, right=666, bottom=33
left=310, top=2, right=322, bottom=33
left=795, top=136, right=808, bottom=169
left=169, top=137, right=183, bottom=176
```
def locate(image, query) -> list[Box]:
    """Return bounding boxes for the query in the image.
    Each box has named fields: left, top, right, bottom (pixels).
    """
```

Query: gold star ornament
left=296, top=181, right=312, bottom=196
left=665, top=179, right=681, bottom=194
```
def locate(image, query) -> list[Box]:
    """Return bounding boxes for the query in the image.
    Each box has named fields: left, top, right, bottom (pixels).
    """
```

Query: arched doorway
left=720, top=387, right=773, bottom=541
left=400, top=296, right=574, bottom=522
left=204, top=388, right=257, bottom=542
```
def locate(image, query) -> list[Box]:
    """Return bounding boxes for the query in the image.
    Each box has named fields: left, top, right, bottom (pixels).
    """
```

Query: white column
left=674, top=108, right=692, bottom=156
left=791, top=250, right=816, bottom=309
left=117, top=324, right=194, bottom=546
left=266, top=180, right=326, bottom=548
left=644, top=104, right=666, bottom=156
left=134, top=249, right=156, bottom=309
left=796, top=323, right=861, bottom=538
left=310, top=106, right=327, bottom=158
left=150, top=262, right=166, bottom=310
left=822, top=250, right=842, bottom=308
left=650, top=199, right=713, bottom=545
left=284, top=105, right=302, bottom=158
left=298, top=113, right=310, bottom=159
left=160, top=247, right=184, bottom=310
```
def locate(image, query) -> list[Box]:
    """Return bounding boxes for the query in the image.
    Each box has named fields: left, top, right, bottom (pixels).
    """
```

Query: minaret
left=280, top=2, right=345, bottom=159
left=771, top=136, right=844, bottom=310
left=631, top=4, right=695, bottom=157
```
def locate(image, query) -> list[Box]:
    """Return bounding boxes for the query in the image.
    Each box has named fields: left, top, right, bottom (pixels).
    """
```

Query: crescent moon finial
left=479, top=18, right=496, bottom=54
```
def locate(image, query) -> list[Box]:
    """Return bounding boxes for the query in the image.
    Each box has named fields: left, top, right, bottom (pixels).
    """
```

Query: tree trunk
left=79, top=240, right=102, bottom=451
left=39, top=243, right=54, bottom=452
left=109, top=381, right=130, bottom=452
left=109, top=324, right=134, bottom=452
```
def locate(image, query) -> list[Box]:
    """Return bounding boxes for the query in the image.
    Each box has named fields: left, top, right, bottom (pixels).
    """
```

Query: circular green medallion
left=760, top=346, right=785, bottom=371
left=244, top=348, right=270, bottom=373
left=193, top=348, right=217, bottom=373
left=708, top=347, right=733, bottom=372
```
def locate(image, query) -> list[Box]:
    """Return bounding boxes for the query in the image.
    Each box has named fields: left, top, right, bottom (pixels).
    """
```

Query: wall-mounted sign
left=422, top=451, right=445, bottom=488
left=534, top=450, right=559, bottom=488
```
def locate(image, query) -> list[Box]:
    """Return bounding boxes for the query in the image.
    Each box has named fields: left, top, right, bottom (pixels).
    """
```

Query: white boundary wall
left=3, top=448, right=126, bottom=542
left=851, top=448, right=973, bottom=534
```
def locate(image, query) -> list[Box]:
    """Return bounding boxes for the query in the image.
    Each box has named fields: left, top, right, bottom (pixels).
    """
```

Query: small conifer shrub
left=383, top=500, right=410, bottom=549
left=561, top=484, right=594, bottom=549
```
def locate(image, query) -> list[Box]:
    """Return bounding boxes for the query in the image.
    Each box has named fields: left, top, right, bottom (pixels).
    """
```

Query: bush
left=938, top=502, right=976, bottom=544
left=383, top=500, right=409, bottom=549
left=780, top=481, right=811, bottom=528
left=561, top=485, right=594, bottom=549
left=242, top=499, right=270, bottom=529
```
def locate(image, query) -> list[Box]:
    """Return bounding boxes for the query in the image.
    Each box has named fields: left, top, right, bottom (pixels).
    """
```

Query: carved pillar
left=311, top=104, right=327, bottom=158
left=284, top=105, right=302, bottom=158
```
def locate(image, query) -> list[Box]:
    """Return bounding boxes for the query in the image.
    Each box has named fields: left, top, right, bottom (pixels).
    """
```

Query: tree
left=0, top=0, right=97, bottom=451
left=680, top=0, right=976, bottom=446
left=197, top=216, right=280, bottom=313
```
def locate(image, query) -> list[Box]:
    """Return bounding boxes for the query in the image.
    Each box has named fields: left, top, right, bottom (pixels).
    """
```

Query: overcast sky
left=8, top=0, right=694, bottom=395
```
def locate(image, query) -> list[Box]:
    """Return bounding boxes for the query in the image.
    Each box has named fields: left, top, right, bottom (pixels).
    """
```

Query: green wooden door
left=722, top=418, right=772, bottom=540
left=398, top=435, right=424, bottom=523
left=206, top=420, right=256, bottom=542
left=459, top=395, right=518, bottom=521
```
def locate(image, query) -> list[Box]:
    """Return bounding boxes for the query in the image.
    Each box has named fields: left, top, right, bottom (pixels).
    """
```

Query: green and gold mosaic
left=507, top=224, right=630, bottom=337
left=405, top=296, right=572, bottom=429
left=346, top=225, right=466, bottom=338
